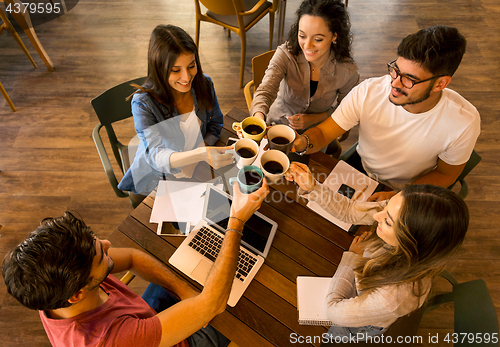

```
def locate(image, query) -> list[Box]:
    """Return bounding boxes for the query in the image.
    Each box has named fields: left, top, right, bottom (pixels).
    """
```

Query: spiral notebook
left=297, top=276, right=333, bottom=326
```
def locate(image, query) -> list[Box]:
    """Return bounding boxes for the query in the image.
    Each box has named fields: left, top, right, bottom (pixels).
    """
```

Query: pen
left=352, top=185, right=368, bottom=202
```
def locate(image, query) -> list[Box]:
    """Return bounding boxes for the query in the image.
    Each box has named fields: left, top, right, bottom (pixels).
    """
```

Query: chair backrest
left=447, top=149, right=481, bottom=198
left=321, top=271, right=498, bottom=347
left=425, top=271, right=499, bottom=347
left=91, top=76, right=146, bottom=173
left=456, top=149, right=481, bottom=184
left=91, top=76, right=147, bottom=126
left=244, top=50, right=275, bottom=110
left=198, top=0, right=237, bottom=16
left=252, top=50, right=275, bottom=92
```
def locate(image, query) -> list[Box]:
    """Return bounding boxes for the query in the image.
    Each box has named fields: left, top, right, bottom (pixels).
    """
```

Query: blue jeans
left=326, top=324, right=385, bottom=343
left=142, top=283, right=231, bottom=347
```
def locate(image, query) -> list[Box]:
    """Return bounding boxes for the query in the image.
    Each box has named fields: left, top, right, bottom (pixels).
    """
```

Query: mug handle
left=225, top=149, right=237, bottom=163
left=229, top=177, right=238, bottom=187
left=232, top=122, right=242, bottom=132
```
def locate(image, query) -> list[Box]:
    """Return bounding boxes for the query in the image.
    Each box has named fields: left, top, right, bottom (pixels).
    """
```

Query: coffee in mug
left=267, top=124, right=295, bottom=154
left=239, top=170, right=262, bottom=186
left=243, top=124, right=264, bottom=135
left=229, top=165, right=264, bottom=194
left=232, top=117, right=267, bottom=143
left=236, top=147, right=256, bottom=158
left=260, top=149, right=290, bottom=184
left=263, top=160, right=284, bottom=174
left=270, top=136, right=291, bottom=145
left=229, top=138, right=259, bottom=168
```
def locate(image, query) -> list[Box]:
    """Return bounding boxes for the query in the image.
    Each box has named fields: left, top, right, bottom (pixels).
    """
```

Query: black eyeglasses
left=387, top=59, right=444, bottom=89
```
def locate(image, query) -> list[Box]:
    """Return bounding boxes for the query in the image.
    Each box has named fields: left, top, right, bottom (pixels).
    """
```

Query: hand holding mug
left=204, top=146, right=235, bottom=169
left=232, top=117, right=267, bottom=143
left=267, top=124, right=296, bottom=155
left=230, top=179, right=269, bottom=223
left=284, top=162, right=316, bottom=192
left=291, top=134, right=308, bottom=154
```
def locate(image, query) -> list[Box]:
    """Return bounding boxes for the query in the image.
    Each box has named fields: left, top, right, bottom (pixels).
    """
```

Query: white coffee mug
left=260, top=149, right=290, bottom=184
left=227, top=138, right=259, bottom=168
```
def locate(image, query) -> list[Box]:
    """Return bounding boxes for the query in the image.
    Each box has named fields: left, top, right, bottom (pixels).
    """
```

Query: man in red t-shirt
left=2, top=181, right=269, bottom=347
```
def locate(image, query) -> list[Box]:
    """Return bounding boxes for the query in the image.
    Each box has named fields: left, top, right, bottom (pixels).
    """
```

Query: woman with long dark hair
left=286, top=162, right=469, bottom=340
left=250, top=0, right=359, bottom=154
left=119, top=25, right=232, bottom=195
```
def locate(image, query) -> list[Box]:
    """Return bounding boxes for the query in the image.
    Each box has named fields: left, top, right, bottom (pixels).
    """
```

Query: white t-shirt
left=332, top=75, right=481, bottom=188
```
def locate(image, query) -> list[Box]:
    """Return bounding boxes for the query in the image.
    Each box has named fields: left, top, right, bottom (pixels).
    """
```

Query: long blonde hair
left=355, top=185, right=469, bottom=297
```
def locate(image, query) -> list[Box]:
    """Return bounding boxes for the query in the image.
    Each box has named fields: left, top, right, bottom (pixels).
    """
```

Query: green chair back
left=339, top=142, right=481, bottom=198
left=425, top=271, right=499, bottom=347
left=91, top=76, right=147, bottom=207
left=448, top=149, right=482, bottom=198
left=320, top=271, right=498, bottom=347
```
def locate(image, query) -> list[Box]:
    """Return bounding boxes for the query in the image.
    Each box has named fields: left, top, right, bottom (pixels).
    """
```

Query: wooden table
left=117, top=107, right=357, bottom=347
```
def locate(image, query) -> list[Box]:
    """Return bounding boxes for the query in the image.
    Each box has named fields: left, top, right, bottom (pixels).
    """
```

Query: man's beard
left=389, top=83, right=433, bottom=107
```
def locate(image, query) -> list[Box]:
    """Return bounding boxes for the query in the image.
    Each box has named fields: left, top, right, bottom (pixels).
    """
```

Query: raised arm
left=250, top=48, right=287, bottom=121
left=151, top=180, right=269, bottom=347
left=285, top=162, right=383, bottom=225
left=169, top=146, right=234, bottom=170
left=292, top=116, right=347, bottom=155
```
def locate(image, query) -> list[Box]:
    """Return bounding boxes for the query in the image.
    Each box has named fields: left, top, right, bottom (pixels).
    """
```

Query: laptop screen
left=204, top=186, right=275, bottom=255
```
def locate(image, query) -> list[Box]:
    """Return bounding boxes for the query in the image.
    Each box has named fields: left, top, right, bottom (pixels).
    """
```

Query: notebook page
left=297, top=276, right=333, bottom=326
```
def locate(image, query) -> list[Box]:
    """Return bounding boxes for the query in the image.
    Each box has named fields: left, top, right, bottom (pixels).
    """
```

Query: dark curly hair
left=2, top=212, right=96, bottom=310
left=286, top=0, right=353, bottom=63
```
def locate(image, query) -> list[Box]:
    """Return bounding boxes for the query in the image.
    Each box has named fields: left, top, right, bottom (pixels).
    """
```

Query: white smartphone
left=157, top=221, right=191, bottom=236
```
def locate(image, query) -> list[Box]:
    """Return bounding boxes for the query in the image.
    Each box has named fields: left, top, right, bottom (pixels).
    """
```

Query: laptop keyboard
left=188, top=226, right=258, bottom=282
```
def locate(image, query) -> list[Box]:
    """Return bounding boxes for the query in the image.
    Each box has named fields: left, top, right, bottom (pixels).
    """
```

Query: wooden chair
left=0, top=80, right=16, bottom=111
left=243, top=49, right=275, bottom=111
left=194, top=0, right=279, bottom=88
left=2, top=0, right=54, bottom=71
left=119, top=271, right=136, bottom=285
left=1, top=5, right=37, bottom=111
left=91, top=77, right=147, bottom=208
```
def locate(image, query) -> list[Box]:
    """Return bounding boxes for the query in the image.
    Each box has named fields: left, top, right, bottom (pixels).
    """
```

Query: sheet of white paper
left=150, top=180, right=209, bottom=225
left=306, top=161, right=378, bottom=231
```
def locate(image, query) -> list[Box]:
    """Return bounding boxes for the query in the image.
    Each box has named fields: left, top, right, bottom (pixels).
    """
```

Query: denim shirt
left=118, top=75, right=223, bottom=194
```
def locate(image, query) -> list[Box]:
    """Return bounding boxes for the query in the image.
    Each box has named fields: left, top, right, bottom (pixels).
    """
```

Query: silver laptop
left=169, top=184, right=278, bottom=307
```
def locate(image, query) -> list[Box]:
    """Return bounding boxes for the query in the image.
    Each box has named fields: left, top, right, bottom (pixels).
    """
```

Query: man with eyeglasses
left=293, top=25, right=480, bottom=201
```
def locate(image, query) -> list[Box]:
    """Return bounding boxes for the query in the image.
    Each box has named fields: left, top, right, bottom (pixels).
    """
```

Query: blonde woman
left=286, top=162, right=468, bottom=340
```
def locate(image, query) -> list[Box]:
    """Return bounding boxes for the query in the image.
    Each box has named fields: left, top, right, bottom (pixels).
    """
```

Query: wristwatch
left=295, top=134, right=313, bottom=156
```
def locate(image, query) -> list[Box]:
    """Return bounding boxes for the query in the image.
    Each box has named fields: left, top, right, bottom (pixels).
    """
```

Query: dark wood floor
left=1, top=0, right=499, bottom=346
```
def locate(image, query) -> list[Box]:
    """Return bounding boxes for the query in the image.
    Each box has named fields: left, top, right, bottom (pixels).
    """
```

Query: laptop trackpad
left=191, top=259, right=212, bottom=284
